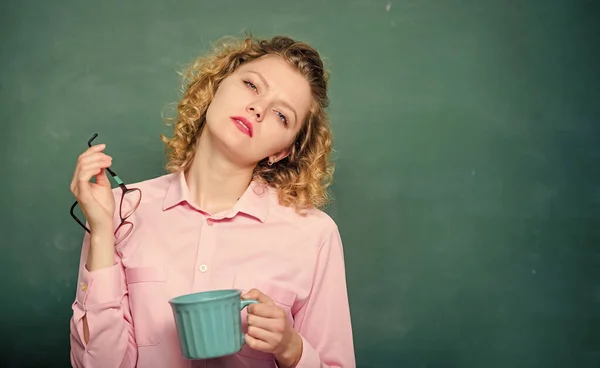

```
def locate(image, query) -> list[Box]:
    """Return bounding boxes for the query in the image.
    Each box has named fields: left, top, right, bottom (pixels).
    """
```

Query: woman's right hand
left=70, top=143, right=115, bottom=233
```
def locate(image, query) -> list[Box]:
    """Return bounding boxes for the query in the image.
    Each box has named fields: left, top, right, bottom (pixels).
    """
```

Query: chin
left=211, top=131, right=255, bottom=165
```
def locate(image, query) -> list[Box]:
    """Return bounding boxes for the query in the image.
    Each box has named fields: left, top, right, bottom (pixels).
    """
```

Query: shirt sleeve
left=69, top=225, right=138, bottom=367
left=292, top=223, right=356, bottom=368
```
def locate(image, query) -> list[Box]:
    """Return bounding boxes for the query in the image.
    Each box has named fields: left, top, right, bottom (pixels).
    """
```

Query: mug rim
left=169, top=288, right=241, bottom=305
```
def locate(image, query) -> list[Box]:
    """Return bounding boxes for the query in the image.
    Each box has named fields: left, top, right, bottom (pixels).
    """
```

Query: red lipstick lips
left=230, top=116, right=253, bottom=137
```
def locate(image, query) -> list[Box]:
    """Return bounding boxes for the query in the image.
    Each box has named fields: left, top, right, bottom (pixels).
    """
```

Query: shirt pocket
left=232, top=277, right=298, bottom=361
left=125, top=266, right=168, bottom=347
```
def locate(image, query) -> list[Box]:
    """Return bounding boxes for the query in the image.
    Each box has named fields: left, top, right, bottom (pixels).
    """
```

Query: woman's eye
left=275, top=111, right=288, bottom=125
left=244, top=80, right=257, bottom=92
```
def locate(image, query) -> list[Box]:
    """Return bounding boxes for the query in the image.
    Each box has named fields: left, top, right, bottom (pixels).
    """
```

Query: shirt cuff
left=294, top=335, right=321, bottom=368
left=76, top=263, right=123, bottom=309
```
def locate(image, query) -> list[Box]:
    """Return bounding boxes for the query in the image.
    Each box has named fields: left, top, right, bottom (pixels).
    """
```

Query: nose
left=247, top=103, right=263, bottom=122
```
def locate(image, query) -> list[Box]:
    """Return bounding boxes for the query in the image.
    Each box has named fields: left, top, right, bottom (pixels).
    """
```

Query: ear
left=269, top=147, right=291, bottom=165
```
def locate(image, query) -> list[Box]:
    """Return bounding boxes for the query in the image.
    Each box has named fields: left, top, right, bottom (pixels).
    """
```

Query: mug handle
left=239, top=299, right=259, bottom=345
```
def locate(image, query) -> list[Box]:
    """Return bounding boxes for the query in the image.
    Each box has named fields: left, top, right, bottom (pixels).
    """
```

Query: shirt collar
left=162, top=171, right=270, bottom=223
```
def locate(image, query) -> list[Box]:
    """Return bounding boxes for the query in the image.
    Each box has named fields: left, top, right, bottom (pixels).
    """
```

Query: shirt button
left=198, top=264, right=208, bottom=273
left=206, top=218, right=214, bottom=226
left=80, top=283, right=87, bottom=292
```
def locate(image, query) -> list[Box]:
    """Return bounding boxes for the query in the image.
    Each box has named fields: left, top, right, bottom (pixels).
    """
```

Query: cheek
left=208, top=90, right=248, bottom=120
left=261, top=131, right=295, bottom=153
left=204, top=105, right=217, bottom=132
left=205, top=94, right=229, bottom=127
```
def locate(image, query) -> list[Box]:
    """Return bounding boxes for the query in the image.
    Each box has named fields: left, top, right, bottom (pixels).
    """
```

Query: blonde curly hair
left=160, top=35, right=335, bottom=211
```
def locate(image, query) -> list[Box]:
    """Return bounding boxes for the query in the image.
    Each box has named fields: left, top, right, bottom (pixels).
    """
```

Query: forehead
left=235, top=55, right=313, bottom=116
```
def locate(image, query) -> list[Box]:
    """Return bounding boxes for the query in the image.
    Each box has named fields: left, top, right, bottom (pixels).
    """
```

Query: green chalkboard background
left=1, top=0, right=599, bottom=367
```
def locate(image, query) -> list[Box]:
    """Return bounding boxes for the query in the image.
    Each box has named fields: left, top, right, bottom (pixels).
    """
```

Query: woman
left=69, top=35, right=355, bottom=368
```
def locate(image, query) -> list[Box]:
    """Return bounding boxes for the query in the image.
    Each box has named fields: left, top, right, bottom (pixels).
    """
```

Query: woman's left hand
left=241, top=288, right=303, bottom=368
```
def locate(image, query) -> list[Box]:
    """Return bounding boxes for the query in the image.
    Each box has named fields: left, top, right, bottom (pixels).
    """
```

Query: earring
left=268, top=159, right=275, bottom=166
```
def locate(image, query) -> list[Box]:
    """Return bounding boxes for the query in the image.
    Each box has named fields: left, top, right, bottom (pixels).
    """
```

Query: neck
left=185, top=129, right=254, bottom=214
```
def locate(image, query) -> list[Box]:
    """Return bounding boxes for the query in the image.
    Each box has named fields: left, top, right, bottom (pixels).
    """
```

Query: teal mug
left=169, top=289, right=259, bottom=360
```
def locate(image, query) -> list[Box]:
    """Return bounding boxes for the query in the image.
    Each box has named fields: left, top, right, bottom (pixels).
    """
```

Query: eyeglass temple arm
left=70, top=201, right=91, bottom=234
left=87, top=133, right=126, bottom=189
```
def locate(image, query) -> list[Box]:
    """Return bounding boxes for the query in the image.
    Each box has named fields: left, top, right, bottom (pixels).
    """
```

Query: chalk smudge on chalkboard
left=53, top=233, right=70, bottom=251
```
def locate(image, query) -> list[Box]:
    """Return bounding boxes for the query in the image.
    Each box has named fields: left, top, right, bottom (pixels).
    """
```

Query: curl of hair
left=161, top=34, right=335, bottom=212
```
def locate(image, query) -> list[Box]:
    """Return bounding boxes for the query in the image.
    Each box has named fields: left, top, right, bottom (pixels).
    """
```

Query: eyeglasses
left=70, top=133, right=142, bottom=245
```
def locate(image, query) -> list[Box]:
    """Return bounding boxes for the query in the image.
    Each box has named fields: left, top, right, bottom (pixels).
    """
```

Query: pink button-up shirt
left=69, top=172, right=355, bottom=368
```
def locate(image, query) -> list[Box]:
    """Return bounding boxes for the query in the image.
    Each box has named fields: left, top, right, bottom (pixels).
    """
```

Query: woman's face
left=205, top=55, right=313, bottom=167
